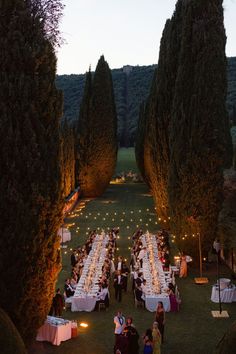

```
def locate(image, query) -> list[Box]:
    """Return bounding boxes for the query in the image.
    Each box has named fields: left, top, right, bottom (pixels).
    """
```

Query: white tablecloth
left=71, top=233, right=108, bottom=312
left=71, top=295, right=96, bottom=312
left=211, top=285, right=236, bottom=303
left=140, top=232, right=172, bottom=312
left=58, top=228, right=71, bottom=243
left=36, top=317, right=72, bottom=345
left=145, top=295, right=170, bottom=312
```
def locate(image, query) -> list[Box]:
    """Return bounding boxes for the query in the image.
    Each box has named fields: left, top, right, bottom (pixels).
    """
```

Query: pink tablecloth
left=36, top=321, right=72, bottom=345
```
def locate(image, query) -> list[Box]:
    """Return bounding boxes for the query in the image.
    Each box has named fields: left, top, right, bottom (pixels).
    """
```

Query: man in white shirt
left=141, top=279, right=147, bottom=297
left=117, top=256, right=123, bottom=271
left=114, top=310, right=125, bottom=336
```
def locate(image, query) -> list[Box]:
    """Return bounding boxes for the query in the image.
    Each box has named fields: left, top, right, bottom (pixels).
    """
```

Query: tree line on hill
left=56, top=58, right=236, bottom=147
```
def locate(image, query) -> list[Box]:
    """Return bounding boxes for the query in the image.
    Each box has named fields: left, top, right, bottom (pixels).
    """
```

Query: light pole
left=197, top=232, right=202, bottom=278
left=213, top=239, right=222, bottom=314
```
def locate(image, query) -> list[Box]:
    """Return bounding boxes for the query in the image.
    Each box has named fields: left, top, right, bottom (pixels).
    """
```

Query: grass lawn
left=31, top=148, right=236, bottom=354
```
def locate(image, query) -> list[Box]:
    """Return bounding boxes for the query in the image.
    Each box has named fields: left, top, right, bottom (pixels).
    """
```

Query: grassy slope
left=31, top=148, right=236, bottom=354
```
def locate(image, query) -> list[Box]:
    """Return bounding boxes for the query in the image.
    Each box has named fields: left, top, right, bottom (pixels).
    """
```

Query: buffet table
left=36, top=316, right=72, bottom=346
left=211, top=284, right=236, bottom=303
left=58, top=227, right=71, bottom=243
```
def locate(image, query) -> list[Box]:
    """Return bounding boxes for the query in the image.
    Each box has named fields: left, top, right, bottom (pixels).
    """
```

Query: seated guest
left=135, top=272, right=143, bottom=287
left=137, top=247, right=147, bottom=268
left=96, top=284, right=109, bottom=309
left=141, top=279, right=147, bottom=295
left=64, top=278, right=75, bottom=297
left=70, top=276, right=77, bottom=290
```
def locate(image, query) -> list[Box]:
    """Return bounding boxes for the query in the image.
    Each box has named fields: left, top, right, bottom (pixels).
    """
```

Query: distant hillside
left=56, top=58, right=236, bottom=147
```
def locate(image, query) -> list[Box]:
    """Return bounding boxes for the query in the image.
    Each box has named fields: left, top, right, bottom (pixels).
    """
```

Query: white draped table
left=36, top=316, right=72, bottom=346
left=211, top=285, right=236, bottom=303
left=145, top=294, right=170, bottom=312
left=71, top=232, right=108, bottom=312
left=71, top=294, right=97, bottom=312
left=141, top=232, right=172, bottom=312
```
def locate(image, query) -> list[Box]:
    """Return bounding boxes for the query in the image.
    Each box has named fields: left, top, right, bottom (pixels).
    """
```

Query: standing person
left=122, top=262, right=130, bottom=292
left=64, top=278, right=75, bottom=297
left=117, top=256, right=124, bottom=271
left=114, top=310, right=126, bottom=349
left=152, top=322, right=161, bottom=354
left=179, top=253, right=187, bottom=278
left=155, top=302, right=165, bottom=343
left=143, top=328, right=153, bottom=354
left=70, top=249, right=77, bottom=267
left=114, top=270, right=124, bottom=302
left=123, top=317, right=140, bottom=354
left=53, top=289, right=64, bottom=317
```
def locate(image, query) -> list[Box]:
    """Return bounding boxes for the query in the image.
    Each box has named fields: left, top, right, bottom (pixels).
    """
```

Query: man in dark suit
left=113, top=270, right=124, bottom=302
left=71, top=250, right=77, bottom=267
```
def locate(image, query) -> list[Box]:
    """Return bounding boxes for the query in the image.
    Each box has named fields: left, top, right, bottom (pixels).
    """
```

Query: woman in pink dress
left=168, top=288, right=179, bottom=312
left=179, top=253, right=187, bottom=278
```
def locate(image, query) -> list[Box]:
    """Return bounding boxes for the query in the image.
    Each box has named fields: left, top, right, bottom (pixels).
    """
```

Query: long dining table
left=141, top=232, right=173, bottom=312
left=71, top=232, right=108, bottom=312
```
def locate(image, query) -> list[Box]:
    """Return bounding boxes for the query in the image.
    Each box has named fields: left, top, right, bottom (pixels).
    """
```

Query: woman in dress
left=124, top=317, right=139, bottom=354
left=143, top=328, right=153, bottom=354
left=155, top=302, right=165, bottom=343
left=152, top=322, right=161, bottom=354
left=168, top=286, right=179, bottom=312
left=179, top=253, right=187, bottom=278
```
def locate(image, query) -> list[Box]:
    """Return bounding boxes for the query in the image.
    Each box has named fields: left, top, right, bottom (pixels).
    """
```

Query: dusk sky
left=57, top=0, right=236, bottom=75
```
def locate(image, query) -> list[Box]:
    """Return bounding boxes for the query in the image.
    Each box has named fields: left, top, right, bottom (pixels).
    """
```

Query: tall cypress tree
left=61, top=120, right=75, bottom=198
left=168, top=0, right=232, bottom=250
left=135, top=102, right=148, bottom=184
left=75, top=56, right=117, bottom=197
left=140, top=1, right=183, bottom=224
left=0, top=0, right=63, bottom=344
left=75, top=69, right=93, bottom=191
